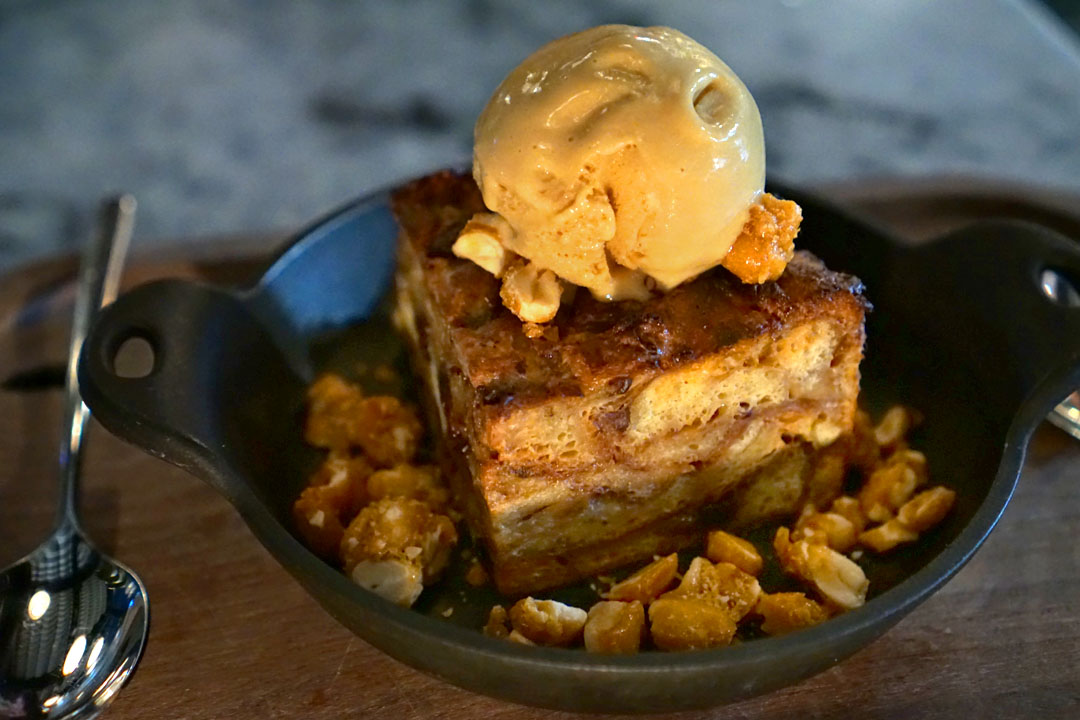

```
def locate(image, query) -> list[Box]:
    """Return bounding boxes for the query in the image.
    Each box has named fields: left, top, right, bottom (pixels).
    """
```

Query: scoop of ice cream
left=471, top=25, right=766, bottom=301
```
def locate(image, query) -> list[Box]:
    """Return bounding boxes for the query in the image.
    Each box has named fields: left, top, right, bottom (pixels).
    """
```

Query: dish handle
left=904, top=219, right=1080, bottom=435
left=78, top=278, right=304, bottom=497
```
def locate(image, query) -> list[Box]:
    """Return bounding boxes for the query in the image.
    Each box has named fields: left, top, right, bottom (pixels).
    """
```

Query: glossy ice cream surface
left=470, top=25, right=766, bottom=301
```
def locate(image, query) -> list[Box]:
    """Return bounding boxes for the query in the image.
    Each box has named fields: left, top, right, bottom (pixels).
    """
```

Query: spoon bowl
left=0, top=526, right=148, bottom=719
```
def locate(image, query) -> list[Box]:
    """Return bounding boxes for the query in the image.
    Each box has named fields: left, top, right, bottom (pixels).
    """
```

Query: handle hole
left=1039, top=267, right=1080, bottom=308
left=112, top=335, right=155, bottom=379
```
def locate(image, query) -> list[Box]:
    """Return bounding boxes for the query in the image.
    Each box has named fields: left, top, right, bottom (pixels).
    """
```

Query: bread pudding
left=290, top=26, right=958, bottom=652
left=392, top=171, right=868, bottom=595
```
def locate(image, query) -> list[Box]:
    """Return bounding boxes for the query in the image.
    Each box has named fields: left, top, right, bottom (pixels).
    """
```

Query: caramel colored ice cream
left=469, top=25, right=766, bottom=301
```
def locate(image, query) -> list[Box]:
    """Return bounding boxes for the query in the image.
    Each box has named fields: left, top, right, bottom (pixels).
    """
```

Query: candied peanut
left=304, top=374, right=366, bottom=451
left=508, top=598, right=587, bottom=647
left=508, top=630, right=537, bottom=645
left=292, top=453, right=371, bottom=557
left=774, top=528, right=800, bottom=567
left=755, top=592, right=829, bottom=636
left=483, top=605, right=510, bottom=638
left=583, top=601, right=646, bottom=654
left=858, top=519, right=918, bottom=553
left=873, top=405, right=921, bottom=451
left=775, top=527, right=868, bottom=610
left=500, top=259, right=562, bottom=323
left=307, top=373, right=353, bottom=402
left=719, top=193, right=799, bottom=284
left=662, top=557, right=761, bottom=623
left=349, top=396, right=423, bottom=467
left=705, top=530, right=763, bottom=576
left=309, top=452, right=373, bottom=495
left=792, top=504, right=858, bottom=553
left=293, top=489, right=347, bottom=558
left=453, top=213, right=515, bottom=277
left=348, top=559, right=424, bottom=608
left=339, top=497, right=458, bottom=606
left=829, top=495, right=867, bottom=534
left=890, top=448, right=928, bottom=482
left=367, top=464, right=449, bottom=510
left=858, top=449, right=927, bottom=523
left=522, top=322, right=545, bottom=339
left=303, top=373, right=423, bottom=466
left=648, top=598, right=737, bottom=651
left=897, top=486, right=956, bottom=533
left=605, top=553, right=678, bottom=604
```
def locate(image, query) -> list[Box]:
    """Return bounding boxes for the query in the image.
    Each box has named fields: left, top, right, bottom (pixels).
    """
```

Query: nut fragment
left=792, top=504, right=858, bottom=553
left=453, top=212, right=515, bottom=277
left=292, top=492, right=345, bottom=559
left=829, top=495, right=867, bottom=535
left=775, top=527, right=868, bottom=610
left=483, top=605, right=510, bottom=638
left=873, top=405, right=919, bottom=450
left=508, top=629, right=536, bottom=646
left=858, top=519, right=918, bottom=553
left=367, top=464, right=449, bottom=510
left=303, top=373, right=424, bottom=466
left=755, top=592, right=829, bottom=636
left=500, top=259, right=562, bottom=323
left=583, top=601, right=646, bottom=654
left=350, top=396, right=424, bottom=467
left=896, top=486, right=956, bottom=533
left=339, top=497, right=458, bottom=605
left=662, top=557, right=761, bottom=622
left=858, top=449, right=927, bottom=523
left=705, top=530, right=763, bottom=576
left=349, top=560, right=424, bottom=607
left=860, top=486, right=956, bottom=553
left=719, top=194, right=800, bottom=284
left=508, top=598, right=588, bottom=646
left=648, top=598, right=737, bottom=651
left=605, top=553, right=678, bottom=604
left=304, top=374, right=367, bottom=451
left=291, top=453, right=372, bottom=557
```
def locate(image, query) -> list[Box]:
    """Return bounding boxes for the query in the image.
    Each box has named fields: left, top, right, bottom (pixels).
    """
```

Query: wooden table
left=2, top=179, right=1078, bottom=719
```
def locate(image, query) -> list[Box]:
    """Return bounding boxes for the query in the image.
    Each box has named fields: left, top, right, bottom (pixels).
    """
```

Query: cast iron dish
left=77, top=173, right=1080, bottom=713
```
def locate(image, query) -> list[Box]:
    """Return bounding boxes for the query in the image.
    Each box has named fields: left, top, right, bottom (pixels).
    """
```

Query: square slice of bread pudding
left=392, top=171, right=868, bottom=596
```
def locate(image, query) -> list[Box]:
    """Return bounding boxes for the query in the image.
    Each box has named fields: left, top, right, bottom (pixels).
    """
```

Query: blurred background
left=1, top=0, right=1079, bottom=273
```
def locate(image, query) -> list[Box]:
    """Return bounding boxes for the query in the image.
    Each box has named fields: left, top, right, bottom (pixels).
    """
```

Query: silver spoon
left=0, top=196, right=146, bottom=719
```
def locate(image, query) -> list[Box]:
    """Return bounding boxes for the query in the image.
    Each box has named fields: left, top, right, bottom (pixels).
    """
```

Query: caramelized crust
left=392, top=172, right=865, bottom=407
left=392, top=171, right=868, bottom=595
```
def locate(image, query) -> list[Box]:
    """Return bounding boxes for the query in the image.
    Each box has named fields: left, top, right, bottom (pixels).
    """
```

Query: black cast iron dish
left=77, top=173, right=1080, bottom=713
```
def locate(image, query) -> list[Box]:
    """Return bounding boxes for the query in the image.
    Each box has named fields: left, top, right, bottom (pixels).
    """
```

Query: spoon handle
left=57, top=195, right=136, bottom=528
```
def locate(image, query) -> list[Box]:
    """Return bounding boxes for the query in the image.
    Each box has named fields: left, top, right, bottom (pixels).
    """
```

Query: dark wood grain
left=1, top=180, right=1077, bottom=719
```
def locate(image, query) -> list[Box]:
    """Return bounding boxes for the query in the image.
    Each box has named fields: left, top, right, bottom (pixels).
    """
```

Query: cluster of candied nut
left=846, top=406, right=957, bottom=553
left=452, top=196, right=801, bottom=325
left=292, top=387, right=953, bottom=646
left=483, top=405, right=955, bottom=652
left=292, top=373, right=457, bottom=607
left=452, top=213, right=567, bottom=325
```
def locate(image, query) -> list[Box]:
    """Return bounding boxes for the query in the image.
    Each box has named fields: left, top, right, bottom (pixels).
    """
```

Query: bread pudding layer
left=391, top=171, right=868, bottom=595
